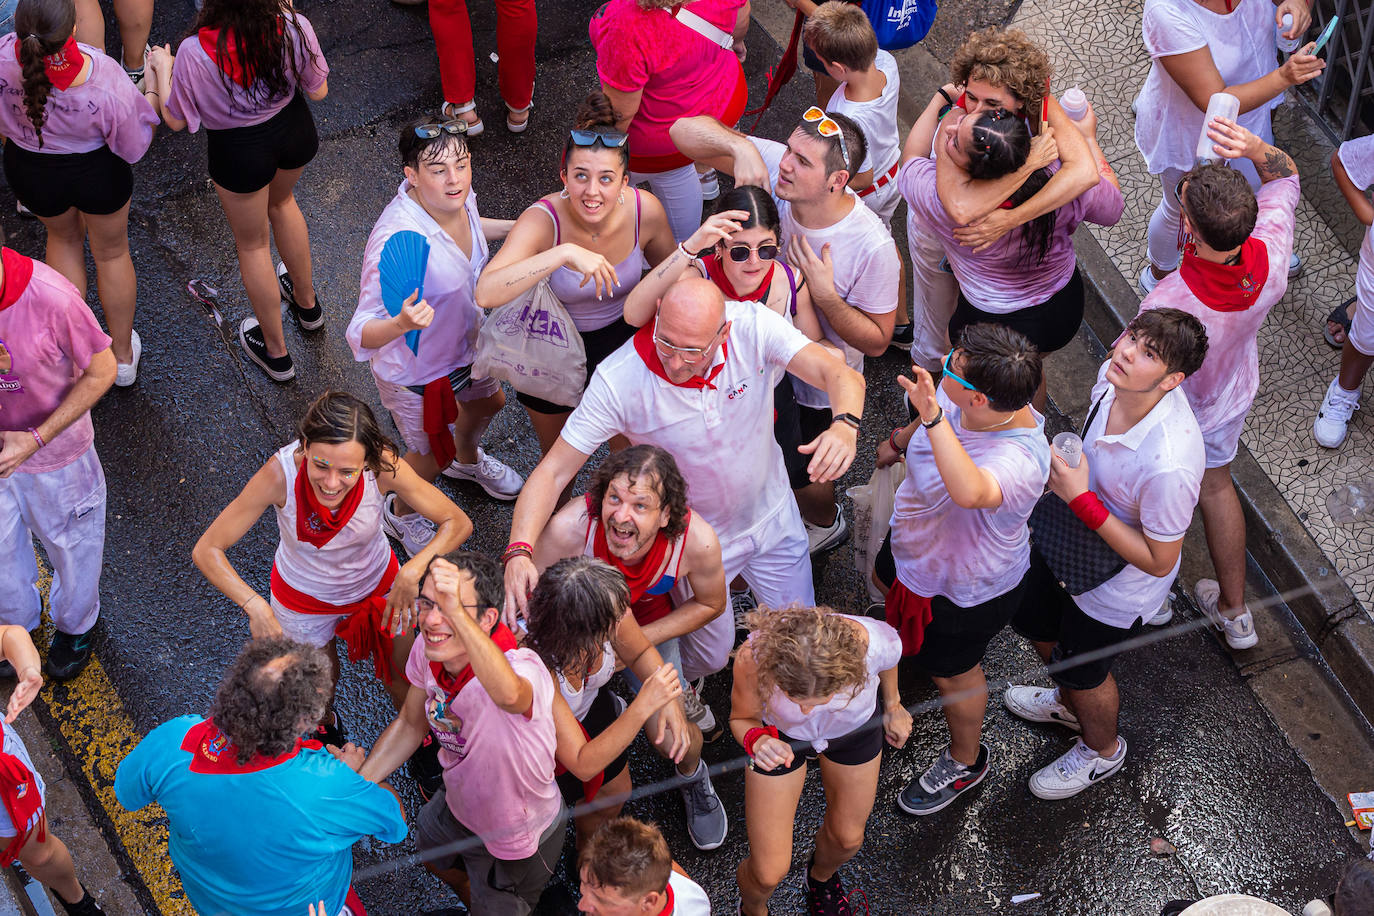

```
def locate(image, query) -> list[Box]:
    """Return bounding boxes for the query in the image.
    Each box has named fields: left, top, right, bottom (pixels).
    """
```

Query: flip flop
left=1324, top=297, right=1356, bottom=348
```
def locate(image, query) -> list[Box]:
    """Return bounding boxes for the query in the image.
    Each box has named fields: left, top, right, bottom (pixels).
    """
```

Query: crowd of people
left=0, top=0, right=1370, bottom=912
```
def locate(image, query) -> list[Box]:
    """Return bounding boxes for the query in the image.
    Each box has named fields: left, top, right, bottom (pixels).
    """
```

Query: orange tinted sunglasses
left=802, top=106, right=851, bottom=170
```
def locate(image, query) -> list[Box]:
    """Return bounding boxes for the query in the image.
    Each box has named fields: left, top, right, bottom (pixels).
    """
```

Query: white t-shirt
left=1073, top=364, right=1205, bottom=628
left=560, top=301, right=811, bottom=545
left=0, top=722, right=44, bottom=839
left=890, top=387, right=1051, bottom=606
left=826, top=50, right=902, bottom=217
left=666, top=870, right=712, bottom=915
left=760, top=615, right=901, bottom=752
left=347, top=182, right=490, bottom=387
left=1338, top=136, right=1374, bottom=315
left=1135, top=0, right=1279, bottom=174
left=750, top=137, right=899, bottom=408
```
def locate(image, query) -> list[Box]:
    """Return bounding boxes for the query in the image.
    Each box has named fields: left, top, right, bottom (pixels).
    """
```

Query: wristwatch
left=832, top=412, right=862, bottom=431
left=922, top=407, right=945, bottom=429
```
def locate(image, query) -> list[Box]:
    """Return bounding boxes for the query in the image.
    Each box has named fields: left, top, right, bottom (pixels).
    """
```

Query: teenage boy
left=577, top=818, right=710, bottom=916
left=1004, top=308, right=1208, bottom=799
left=671, top=108, right=899, bottom=554
left=871, top=324, right=1050, bottom=816
left=1137, top=118, right=1299, bottom=650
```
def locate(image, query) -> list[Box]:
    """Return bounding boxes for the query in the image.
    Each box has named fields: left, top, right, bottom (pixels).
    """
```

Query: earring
left=619, top=191, right=626, bottom=206
left=559, top=188, right=570, bottom=199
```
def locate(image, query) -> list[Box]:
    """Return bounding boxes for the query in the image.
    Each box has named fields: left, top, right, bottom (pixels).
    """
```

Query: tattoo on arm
left=1258, top=147, right=1296, bottom=182
left=504, top=267, right=543, bottom=287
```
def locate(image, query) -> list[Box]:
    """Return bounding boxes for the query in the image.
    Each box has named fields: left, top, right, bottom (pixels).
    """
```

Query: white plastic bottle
left=1327, top=483, right=1374, bottom=524
left=1277, top=13, right=1301, bottom=53
left=1060, top=86, right=1089, bottom=121
left=1195, top=92, right=1241, bottom=165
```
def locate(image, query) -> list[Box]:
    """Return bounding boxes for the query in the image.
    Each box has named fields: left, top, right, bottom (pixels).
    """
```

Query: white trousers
left=908, top=224, right=959, bottom=372
left=0, top=447, right=106, bottom=634
left=631, top=163, right=703, bottom=244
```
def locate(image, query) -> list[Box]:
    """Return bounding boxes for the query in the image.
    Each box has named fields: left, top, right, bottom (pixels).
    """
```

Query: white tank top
left=556, top=642, right=617, bottom=721
left=271, top=441, right=392, bottom=605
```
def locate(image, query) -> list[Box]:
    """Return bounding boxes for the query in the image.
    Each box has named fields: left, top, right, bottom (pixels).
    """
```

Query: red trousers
left=428, top=0, right=537, bottom=110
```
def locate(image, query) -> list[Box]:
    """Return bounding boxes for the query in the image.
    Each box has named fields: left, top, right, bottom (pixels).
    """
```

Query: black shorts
left=773, top=377, right=812, bottom=490
left=949, top=267, right=1085, bottom=355
left=755, top=701, right=883, bottom=776
left=1010, top=551, right=1145, bottom=691
left=206, top=92, right=319, bottom=194
left=518, top=318, right=636, bottom=415
left=3, top=142, right=132, bottom=217
left=796, top=403, right=833, bottom=447
left=556, top=686, right=630, bottom=804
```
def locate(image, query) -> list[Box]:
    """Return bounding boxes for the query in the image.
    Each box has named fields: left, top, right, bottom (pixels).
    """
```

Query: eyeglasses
left=727, top=243, right=778, bottom=262
left=942, top=349, right=980, bottom=392
left=802, top=107, right=850, bottom=171
left=414, top=119, right=469, bottom=139
left=570, top=128, right=629, bottom=149
left=414, top=596, right=484, bottom=615
left=652, top=316, right=726, bottom=365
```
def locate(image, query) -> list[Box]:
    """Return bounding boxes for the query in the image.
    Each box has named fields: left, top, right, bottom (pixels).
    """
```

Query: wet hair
left=562, top=91, right=630, bottom=174
left=1334, top=857, right=1374, bottom=916
left=797, top=109, right=867, bottom=180
left=210, top=638, right=330, bottom=764
left=1179, top=163, right=1258, bottom=252
left=297, top=391, right=397, bottom=475
left=712, top=185, right=780, bottom=239
left=15, top=0, right=77, bottom=149
left=579, top=817, right=672, bottom=900
left=587, top=445, right=690, bottom=541
left=191, top=0, right=320, bottom=107
left=954, top=323, right=1042, bottom=412
left=950, top=27, right=1053, bottom=130
left=399, top=116, right=471, bottom=170
left=963, top=109, right=1055, bottom=267
left=803, top=4, right=878, bottom=72
left=1124, top=308, right=1209, bottom=378
left=419, top=551, right=505, bottom=624
left=744, top=605, right=869, bottom=705
left=523, top=557, right=629, bottom=678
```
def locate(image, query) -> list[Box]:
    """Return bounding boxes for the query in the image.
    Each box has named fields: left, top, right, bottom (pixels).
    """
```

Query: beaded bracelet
left=501, top=542, right=534, bottom=565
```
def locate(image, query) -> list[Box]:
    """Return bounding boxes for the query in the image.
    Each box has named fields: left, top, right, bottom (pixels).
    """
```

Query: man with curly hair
left=115, top=638, right=407, bottom=916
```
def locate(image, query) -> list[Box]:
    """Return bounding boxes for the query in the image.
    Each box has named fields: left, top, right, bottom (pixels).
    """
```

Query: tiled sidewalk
left=1012, top=0, right=1374, bottom=614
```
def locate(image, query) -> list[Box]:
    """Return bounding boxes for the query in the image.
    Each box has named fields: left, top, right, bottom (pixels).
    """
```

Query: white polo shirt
left=666, top=870, right=711, bottom=915
left=1073, top=363, right=1205, bottom=628
left=750, top=137, right=899, bottom=409
left=560, top=300, right=811, bottom=545
left=347, top=181, right=490, bottom=387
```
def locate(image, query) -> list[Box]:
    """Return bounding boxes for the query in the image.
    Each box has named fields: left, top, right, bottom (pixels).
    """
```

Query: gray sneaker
left=678, top=760, right=728, bottom=850
left=682, top=679, right=722, bottom=742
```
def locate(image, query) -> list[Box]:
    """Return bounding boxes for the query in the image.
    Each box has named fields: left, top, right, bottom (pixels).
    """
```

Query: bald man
left=504, top=278, right=864, bottom=682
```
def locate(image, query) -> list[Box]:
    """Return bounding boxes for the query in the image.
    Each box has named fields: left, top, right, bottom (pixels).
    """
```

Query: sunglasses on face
left=802, top=106, right=850, bottom=170
left=942, top=349, right=981, bottom=392
left=726, top=243, right=779, bottom=262
left=414, top=119, right=469, bottom=139
left=569, top=128, right=629, bottom=149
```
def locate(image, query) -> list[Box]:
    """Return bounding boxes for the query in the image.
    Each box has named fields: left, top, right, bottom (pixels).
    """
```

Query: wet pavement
left=2, top=0, right=1367, bottom=913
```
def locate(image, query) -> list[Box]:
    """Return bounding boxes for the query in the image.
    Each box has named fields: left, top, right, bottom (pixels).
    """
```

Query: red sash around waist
left=271, top=553, right=402, bottom=681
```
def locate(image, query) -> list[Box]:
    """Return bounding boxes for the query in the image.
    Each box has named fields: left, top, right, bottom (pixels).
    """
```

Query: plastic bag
left=861, top=0, right=937, bottom=51
left=473, top=280, right=587, bottom=408
left=850, top=460, right=905, bottom=602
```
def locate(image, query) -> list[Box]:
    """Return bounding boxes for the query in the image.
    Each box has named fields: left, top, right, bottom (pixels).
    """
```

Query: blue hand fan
left=379, top=230, right=431, bottom=355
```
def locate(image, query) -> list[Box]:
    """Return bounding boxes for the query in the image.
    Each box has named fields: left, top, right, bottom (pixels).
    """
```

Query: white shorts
left=1201, top=414, right=1245, bottom=469
left=1349, top=290, right=1374, bottom=357
left=0, top=722, right=44, bottom=840
left=268, top=593, right=347, bottom=647
left=859, top=180, right=901, bottom=231
left=373, top=371, right=501, bottom=455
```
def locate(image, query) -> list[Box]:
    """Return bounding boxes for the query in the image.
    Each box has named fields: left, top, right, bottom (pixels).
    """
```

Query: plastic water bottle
left=1195, top=92, right=1241, bottom=165
left=1051, top=432, right=1083, bottom=468
left=1326, top=483, right=1374, bottom=524
left=1277, top=13, right=1301, bottom=53
left=1060, top=86, right=1089, bottom=121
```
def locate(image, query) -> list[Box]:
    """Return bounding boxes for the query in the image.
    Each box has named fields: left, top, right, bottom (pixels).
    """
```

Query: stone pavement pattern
left=1011, top=0, right=1374, bottom=613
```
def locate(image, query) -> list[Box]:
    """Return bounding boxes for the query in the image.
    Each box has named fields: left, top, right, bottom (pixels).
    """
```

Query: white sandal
left=440, top=100, right=484, bottom=137
left=506, top=99, right=533, bottom=134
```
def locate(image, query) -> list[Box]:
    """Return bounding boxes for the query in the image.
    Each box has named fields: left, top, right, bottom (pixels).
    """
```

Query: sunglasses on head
left=569, top=128, right=629, bottom=149
left=414, top=119, right=469, bottom=139
left=726, top=243, right=778, bottom=262
left=802, top=106, right=850, bottom=170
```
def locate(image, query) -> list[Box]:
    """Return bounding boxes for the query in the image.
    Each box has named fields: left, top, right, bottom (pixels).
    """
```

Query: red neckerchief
left=180, top=717, right=322, bottom=775
left=1178, top=237, right=1270, bottom=312
left=13, top=36, right=83, bottom=91
left=632, top=323, right=728, bottom=391
left=430, top=621, right=519, bottom=702
left=655, top=883, right=675, bottom=916
left=199, top=27, right=252, bottom=87
left=586, top=494, right=671, bottom=604
left=0, top=248, right=35, bottom=313
left=0, top=729, right=43, bottom=862
left=702, top=253, right=773, bottom=303
left=294, top=456, right=366, bottom=548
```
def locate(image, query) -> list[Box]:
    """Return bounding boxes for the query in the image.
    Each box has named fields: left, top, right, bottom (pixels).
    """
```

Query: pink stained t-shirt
left=589, top=0, right=745, bottom=163
left=165, top=14, right=328, bottom=132
left=898, top=156, right=1124, bottom=313
left=0, top=35, right=157, bottom=159
left=404, top=638, right=561, bottom=861
left=0, top=249, right=111, bottom=474
left=1134, top=175, right=1298, bottom=464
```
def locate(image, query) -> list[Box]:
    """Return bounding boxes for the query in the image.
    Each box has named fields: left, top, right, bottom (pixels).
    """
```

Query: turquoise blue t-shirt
left=115, top=715, right=407, bottom=916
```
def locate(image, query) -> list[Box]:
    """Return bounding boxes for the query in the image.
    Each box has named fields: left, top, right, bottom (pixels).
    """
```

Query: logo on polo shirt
left=727, top=381, right=749, bottom=400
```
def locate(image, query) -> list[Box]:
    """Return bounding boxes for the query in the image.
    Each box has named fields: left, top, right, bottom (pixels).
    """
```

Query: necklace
left=963, top=411, right=1018, bottom=432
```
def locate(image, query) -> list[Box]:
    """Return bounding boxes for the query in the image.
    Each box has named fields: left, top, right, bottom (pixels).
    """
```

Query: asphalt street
left=1, top=0, right=1366, bottom=913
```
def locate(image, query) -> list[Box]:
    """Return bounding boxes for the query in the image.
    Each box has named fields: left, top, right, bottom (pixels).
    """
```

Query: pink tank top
left=535, top=189, right=648, bottom=332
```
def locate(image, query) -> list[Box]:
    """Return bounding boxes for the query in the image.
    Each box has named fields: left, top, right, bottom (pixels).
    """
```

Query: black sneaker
left=238, top=317, right=296, bottom=382
left=806, top=859, right=854, bottom=916
left=56, top=884, right=105, bottom=915
left=314, top=712, right=348, bottom=749
left=277, top=262, right=324, bottom=331
left=45, top=630, right=94, bottom=681
left=408, top=732, right=444, bottom=800
left=889, top=322, right=914, bottom=349
left=897, top=743, right=989, bottom=816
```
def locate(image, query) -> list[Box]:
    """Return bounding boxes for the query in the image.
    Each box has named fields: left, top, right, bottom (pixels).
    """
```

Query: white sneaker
left=1029, top=737, right=1127, bottom=800
left=1314, top=379, right=1360, bottom=448
left=441, top=448, right=523, bottom=500
left=115, top=329, right=142, bottom=387
left=1289, top=252, right=1302, bottom=279
left=699, top=168, right=720, bottom=201
left=1139, top=264, right=1161, bottom=296
left=382, top=493, right=438, bottom=557
left=1192, top=578, right=1259, bottom=650
left=1147, top=594, right=1173, bottom=626
left=1003, top=685, right=1081, bottom=732
left=805, top=508, right=849, bottom=554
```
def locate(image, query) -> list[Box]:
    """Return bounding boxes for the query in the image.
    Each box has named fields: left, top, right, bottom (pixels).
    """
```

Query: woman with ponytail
left=0, top=0, right=158, bottom=387
left=144, top=0, right=329, bottom=383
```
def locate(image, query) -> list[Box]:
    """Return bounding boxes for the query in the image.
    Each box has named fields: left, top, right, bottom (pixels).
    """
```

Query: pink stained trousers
left=428, top=0, right=537, bottom=110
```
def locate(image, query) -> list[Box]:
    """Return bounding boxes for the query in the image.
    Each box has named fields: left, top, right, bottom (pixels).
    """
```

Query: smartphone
left=1312, top=16, right=1340, bottom=55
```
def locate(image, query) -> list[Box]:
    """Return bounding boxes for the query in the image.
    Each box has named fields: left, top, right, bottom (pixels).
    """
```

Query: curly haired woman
left=729, top=605, right=910, bottom=916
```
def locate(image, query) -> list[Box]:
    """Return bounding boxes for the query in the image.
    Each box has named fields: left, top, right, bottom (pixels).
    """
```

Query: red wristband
left=889, top=427, right=906, bottom=455
left=1068, top=491, right=1110, bottom=531
left=742, top=725, right=779, bottom=758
